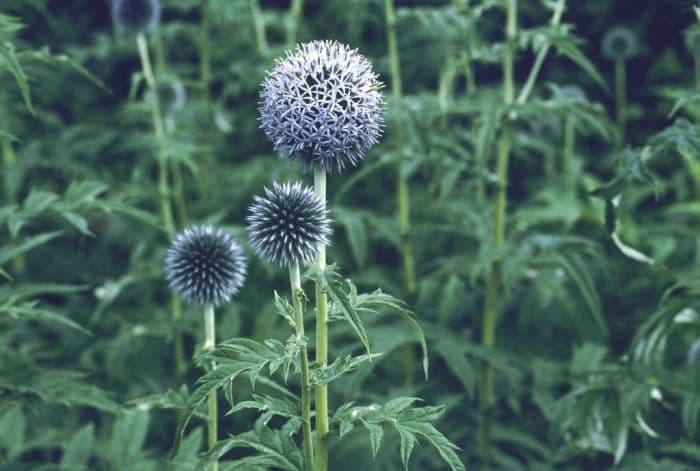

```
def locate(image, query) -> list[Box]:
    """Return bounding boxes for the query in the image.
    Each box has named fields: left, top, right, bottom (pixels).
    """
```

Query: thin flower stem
left=1, top=137, right=25, bottom=272
left=250, top=0, right=269, bottom=57
left=137, top=34, right=187, bottom=377
left=563, top=115, right=576, bottom=189
left=289, top=263, right=315, bottom=471
left=203, top=303, right=218, bottom=471
left=313, top=166, right=329, bottom=471
left=172, top=296, right=187, bottom=376
left=477, top=0, right=516, bottom=467
left=385, top=0, right=416, bottom=295
left=136, top=33, right=175, bottom=238
left=286, top=0, right=304, bottom=44
left=198, top=0, right=212, bottom=198
left=615, top=58, right=627, bottom=150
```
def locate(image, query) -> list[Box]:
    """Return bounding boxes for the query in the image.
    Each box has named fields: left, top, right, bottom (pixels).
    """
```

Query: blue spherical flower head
left=112, top=0, right=161, bottom=34
left=260, top=40, right=384, bottom=174
left=601, top=26, right=638, bottom=61
left=247, top=182, right=332, bottom=267
left=165, top=225, right=247, bottom=306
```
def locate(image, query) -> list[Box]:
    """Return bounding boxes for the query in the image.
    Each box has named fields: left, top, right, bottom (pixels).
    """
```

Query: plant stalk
left=250, top=0, right=269, bottom=57
left=286, top=0, right=304, bottom=44
left=477, top=0, right=516, bottom=466
left=695, top=50, right=700, bottom=91
left=563, top=115, right=576, bottom=189
left=289, top=263, right=315, bottom=470
left=198, top=0, right=213, bottom=198
left=204, top=303, right=218, bottom=471
left=614, top=58, right=627, bottom=150
left=1, top=137, right=25, bottom=273
left=385, top=0, right=416, bottom=295
left=313, top=166, right=329, bottom=471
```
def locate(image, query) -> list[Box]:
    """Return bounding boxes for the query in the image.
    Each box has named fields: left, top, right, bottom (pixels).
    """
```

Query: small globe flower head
left=152, top=81, right=186, bottom=115
left=601, top=26, right=639, bottom=61
left=260, top=40, right=384, bottom=174
left=112, top=0, right=161, bottom=34
left=165, top=225, right=247, bottom=307
left=685, top=27, right=700, bottom=56
left=247, top=182, right=332, bottom=268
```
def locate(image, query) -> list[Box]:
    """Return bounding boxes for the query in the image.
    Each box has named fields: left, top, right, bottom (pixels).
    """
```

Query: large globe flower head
left=247, top=182, right=332, bottom=267
left=601, top=26, right=639, bottom=61
left=112, top=0, right=161, bottom=34
left=260, top=40, right=384, bottom=174
left=165, top=225, right=247, bottom=307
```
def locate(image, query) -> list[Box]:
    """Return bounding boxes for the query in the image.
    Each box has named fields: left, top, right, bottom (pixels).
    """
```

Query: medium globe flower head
left=601, top=26, right=638, bottom=61
left=165, top=225, right=247, bottom=307
left=260, top=40, right=384, bottom=174
left=247, top=182, right=332, bottom=267
left=152, top=81, right=186, bottom=115
left=112, top=0, right=161, bottom=34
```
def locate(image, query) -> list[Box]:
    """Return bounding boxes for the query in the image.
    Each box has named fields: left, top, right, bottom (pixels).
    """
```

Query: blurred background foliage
left=1, top=0, right=700, bottom=469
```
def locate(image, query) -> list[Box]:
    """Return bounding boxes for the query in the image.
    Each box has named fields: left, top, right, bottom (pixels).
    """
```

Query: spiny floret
left=247, top=182, right=332, bottom=267
left=260, top=40, right=384, bottom=174
left=112, top=0, right=161, bottom=34
left=601, top=26, right=638, bottom=61
left=165, top=225, right=247, bottom=306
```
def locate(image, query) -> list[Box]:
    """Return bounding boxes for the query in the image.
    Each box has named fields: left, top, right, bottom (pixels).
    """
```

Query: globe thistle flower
left=165, top=225, right=247, bottom=306
left=601, top=26, right=638, bottom=61
left=112, top=0, right=161, bottom=34
left=259, top=40, right=384, bottom=174
left=152, top=81, right=186, bottom=115
left=247, top=182, right=332, bottom=267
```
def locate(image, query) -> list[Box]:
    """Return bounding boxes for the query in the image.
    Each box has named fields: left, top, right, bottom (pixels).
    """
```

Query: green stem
left=477, top=0, right=516, bottom=466
left=289, top=263, right=315, bottom=470
left=1, top=137, right=25, bottom=273
left=204, top=304, right=218, bottom=471
left=385, top=0, right=416, bottom=295
left=563, top=115, right=576, bottom=189
left=198, top=0, right=213, bottom=198
left=695, top=51, right=700, bottom=91
left=614, top=58, right=627, bottom=150
left=172, top=296, right=187, bottom=377
left=454, top=0, right=477, bottom=94
left=136, top=33, right=176, bottom=238
left=313, top=167, right=329, bottom=471
left=286, top=0, right=304, bottom=44
left=250, top=0, right=269, bottom=57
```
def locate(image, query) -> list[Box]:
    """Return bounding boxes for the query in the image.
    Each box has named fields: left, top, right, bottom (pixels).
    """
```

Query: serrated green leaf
left=0, top=40, right=33, bottom=112
left=0, top=230, right=63, bottom=265
left=60, top=423, right=94, bottom=470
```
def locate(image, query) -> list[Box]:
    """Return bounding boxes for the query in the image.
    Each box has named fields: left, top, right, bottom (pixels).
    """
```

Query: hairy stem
left=477, top=0, right=516, bottom=466
left=614, top=58, right=627, bottom=150
left=204, top=304, right=218, bottom=471
left=250, top=0, right=269, bottom=57
left=286, top=0, right=304, bottom=44
left=290, top=263, right=315, bottom=470
left=313, top=167, right=329, bottom=471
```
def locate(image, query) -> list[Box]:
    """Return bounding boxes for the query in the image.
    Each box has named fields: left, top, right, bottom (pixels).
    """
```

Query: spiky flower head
left=260, top=40, right=384, bottom=174
left=601, top=26, right=638, bottom=61
left=165, top=225, right=247, bottom=306
left=247, top=182, right=331, bottom=267
left=152, top=81, right=186, bottom=115
left=112, top=0, right=161, bottom=34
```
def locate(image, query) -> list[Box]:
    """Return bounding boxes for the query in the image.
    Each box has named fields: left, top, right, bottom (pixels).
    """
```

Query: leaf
left=0, top=297, right=91, bottom=335
left=334, top=207, right=369, bottom=267
left=304, top=264, right=372, bottom=358
left=611, top=232, right=656, bottom=266
left=60, top=424, right=95, bottom=470
left=0, top=40, right=33, bottom=112
left=332, top=397, right=465, bottom=471
left=169, top=338, right=291, bottom=459
left=309, top=353, right=383, bottom=386
left=0, top=230, right=63, bottom=266
left=353, top=288, right=429, bottom=379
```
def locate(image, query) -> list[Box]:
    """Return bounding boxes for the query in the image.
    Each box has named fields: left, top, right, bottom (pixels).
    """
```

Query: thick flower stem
left=477, top=0, right=516, bottom=466
left=136, top=34, right=187, bottom=379
left=385, top=0, right=416, bottom=296
left=203, top=303, right=218, bottom=471
left=313, top=167, right=329, bottom=471
left=614, top=58, right=627, bottom=150
left=289, top=263, right=315, bottom=471
left=286, top=0, right=304, bottom=44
